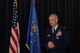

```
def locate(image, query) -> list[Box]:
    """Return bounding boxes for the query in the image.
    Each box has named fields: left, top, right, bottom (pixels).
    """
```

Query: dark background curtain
left=0, top=0, right=80, bottom=53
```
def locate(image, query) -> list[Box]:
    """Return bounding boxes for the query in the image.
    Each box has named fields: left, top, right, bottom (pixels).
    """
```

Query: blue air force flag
left=26, top=0, right=41, bottom=53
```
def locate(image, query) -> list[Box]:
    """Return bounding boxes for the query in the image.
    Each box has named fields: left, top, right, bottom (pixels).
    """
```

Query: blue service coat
left=44, top=26, right=70, bottom=53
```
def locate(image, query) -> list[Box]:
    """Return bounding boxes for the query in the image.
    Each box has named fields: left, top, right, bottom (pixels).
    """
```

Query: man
left=44, top=14, right=70, bottom=53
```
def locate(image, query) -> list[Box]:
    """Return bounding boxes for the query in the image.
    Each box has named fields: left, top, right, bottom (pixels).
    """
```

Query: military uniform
left=44, top=26, right=70, bottom=53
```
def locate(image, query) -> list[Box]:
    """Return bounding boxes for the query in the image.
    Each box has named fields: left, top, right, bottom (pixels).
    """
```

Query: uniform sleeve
left=44, top=29, right=50, bottom=50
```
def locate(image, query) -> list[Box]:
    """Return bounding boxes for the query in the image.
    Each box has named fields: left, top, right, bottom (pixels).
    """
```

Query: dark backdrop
left=0, top=0, right=80, bottom=53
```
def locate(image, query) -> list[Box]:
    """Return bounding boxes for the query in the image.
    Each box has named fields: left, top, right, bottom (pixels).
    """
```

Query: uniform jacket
left=44, top=26, right=70, bottom=53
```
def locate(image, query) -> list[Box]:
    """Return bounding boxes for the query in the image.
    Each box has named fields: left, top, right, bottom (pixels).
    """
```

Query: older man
left=44, top=14, right=70, bottom=53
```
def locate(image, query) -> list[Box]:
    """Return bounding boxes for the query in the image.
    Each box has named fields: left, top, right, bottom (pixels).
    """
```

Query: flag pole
left=34, top=0, right=35, bottom=4
left=15, top=0, right=18, bottom=9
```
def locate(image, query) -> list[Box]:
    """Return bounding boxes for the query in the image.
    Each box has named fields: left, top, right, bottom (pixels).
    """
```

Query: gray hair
left=49, top=14, right=58, bottom=18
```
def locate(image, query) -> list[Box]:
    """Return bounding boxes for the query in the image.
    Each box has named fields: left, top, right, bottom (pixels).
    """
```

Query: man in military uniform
left=44, top=14, right=70, bottom=53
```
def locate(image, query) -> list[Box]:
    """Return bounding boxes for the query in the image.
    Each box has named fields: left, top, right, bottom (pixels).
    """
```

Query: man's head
left=49, top=14, right=58, bottom=27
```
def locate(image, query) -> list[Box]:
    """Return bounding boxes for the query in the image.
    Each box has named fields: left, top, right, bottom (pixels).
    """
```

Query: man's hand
left=48, top=41, right=55, bottom=49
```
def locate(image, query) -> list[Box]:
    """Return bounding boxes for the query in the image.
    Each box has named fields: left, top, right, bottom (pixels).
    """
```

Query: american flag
left=9, top=0, right=20, bottom=53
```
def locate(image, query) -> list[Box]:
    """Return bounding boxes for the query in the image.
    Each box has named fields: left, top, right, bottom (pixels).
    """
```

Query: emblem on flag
left=32, top=23, right=36, bottom=32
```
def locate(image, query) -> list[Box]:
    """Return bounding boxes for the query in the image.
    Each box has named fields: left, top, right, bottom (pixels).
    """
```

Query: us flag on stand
left=9, top=0, right=20, bottom=53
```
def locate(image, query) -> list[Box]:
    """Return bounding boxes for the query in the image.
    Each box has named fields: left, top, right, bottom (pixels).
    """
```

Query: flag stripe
left=9, top=0, right=20, bottom=53
left=9, top=43, right=16, bottom=53
left=13, top=27, right=18, bottom=36
left=10, top=37, right=17, bottom=53
left=13, top=27, right=20, bottom=45
left=12, top=27, right=19, bottom=45
left=9, top=48, right=13, bottom=53
left=9, top=26, right=20, bottom=53
left=11, top=32, right=17, bottom=47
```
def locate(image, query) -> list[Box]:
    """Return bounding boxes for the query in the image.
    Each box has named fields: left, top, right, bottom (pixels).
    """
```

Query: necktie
left=54, top=29, right=55, bottom=33
left=52, top=28, right=55, bottom=33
